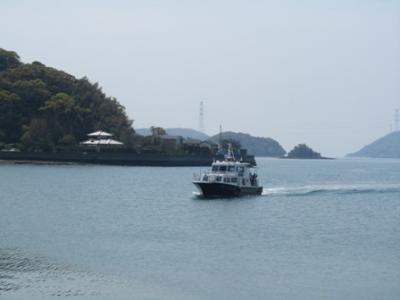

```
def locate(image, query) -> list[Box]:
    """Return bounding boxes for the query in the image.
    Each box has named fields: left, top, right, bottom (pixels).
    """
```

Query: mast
left=218, top=124, right=222, bottom=150
left=226, top=143, right=235, bottom=161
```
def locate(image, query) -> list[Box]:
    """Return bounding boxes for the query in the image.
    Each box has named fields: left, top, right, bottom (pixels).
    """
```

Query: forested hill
left=347, top=131, right=400, bottom=158
left=209, top=131, right=286, bottom=157
left=0, top=48, right=135, bottom=151
left=136, top=128, right=210, bottom=140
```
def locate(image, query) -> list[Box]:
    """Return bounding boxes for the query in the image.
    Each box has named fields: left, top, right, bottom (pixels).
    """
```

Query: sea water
left=0, top=158, right=399, bottom=299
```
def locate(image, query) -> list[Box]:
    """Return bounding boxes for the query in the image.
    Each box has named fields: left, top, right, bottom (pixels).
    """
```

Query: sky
left=1, top=0, right=399, bottom=157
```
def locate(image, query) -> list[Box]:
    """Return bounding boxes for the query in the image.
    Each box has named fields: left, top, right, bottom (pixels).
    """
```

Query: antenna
left=395, top=109, right=399, bottom=132
left=198, top=101, right=204, bottom=133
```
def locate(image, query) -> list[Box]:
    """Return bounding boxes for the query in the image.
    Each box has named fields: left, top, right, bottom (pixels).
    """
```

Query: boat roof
left=81, top=139, right=123, bottom=145
left=212, top=160, right=250, bottom=166
left=88, top=131, right=113, bottom=137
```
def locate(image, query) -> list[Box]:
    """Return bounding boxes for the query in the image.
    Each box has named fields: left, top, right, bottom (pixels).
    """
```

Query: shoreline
left=0, top=151, right=214, bottom=167
left=281, top=156, right=335, bottom=160
left=0, top=159, right=80, bottom=166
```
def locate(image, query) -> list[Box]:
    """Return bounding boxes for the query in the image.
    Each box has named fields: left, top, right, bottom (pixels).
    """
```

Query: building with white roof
left=87, top=131, right=113, bottom=138
left=81, top=131, right=124, bottom=151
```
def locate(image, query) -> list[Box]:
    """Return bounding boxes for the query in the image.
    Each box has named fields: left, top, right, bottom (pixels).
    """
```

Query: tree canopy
left=0, top=48, right=135, bottom=151
left=209, top=131, right=286, bottom=157
left=0, top=49, right=21, bottom=72
left=287, top=144, right=322, bottom=159
left=150, top=126, right=166, bottom=136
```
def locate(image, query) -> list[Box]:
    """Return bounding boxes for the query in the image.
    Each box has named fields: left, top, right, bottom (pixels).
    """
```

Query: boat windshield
left=212, top=165, right=237, bottom=173
left=228, top=166, right=236, bottom=172
left=238, top=166, right=244, bottom=176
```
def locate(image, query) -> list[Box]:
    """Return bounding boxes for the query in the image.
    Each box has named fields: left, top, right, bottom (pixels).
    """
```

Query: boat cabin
left=200, top=161, right=259, bottom=187
left=193, top=143, right=262, bottom=197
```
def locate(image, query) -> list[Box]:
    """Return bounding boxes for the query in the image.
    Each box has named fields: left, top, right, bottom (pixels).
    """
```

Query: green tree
left=0, top=90, right=22, bottom=142
left=40, top=92, right=89, bottom=139
left=0, top=48, right=136, bottom=151
left=20, top=118, right=53, bottom=151
left=150, top=126, right=166, bottom=136
left=0, top=49, right=21, bottom=72
left=11, top=79, right=50, bottom=119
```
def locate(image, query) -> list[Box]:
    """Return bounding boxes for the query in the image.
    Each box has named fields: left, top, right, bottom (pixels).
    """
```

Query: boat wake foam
left=262, top=183, right=400, bottom=197
left=192, top=191, right=203, bottom=198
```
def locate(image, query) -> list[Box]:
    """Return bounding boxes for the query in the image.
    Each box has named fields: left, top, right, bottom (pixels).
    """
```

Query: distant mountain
left=136, top=128, right=210, bottom=140
left=347, top=131, right=400, bottom=158
left=209, top=131, right=286, bottom=157
left=135, top=128, right=152, bottom=136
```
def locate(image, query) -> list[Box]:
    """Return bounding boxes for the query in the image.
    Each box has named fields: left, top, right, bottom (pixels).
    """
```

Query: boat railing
left=193, top=172, right=215, bottom=181
left=194, top=172, right=242, bottom=184
left=193, top=172, right=201, bottom=181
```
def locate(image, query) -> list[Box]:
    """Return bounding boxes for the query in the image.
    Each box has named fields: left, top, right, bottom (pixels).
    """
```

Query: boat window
left=223, top=177, right=228, bottom=183
left=212, top=166, right=218, bottom=172
left=238, top=166, right=244, bottom=176
left=203, top=175, right=208, bottom=181
left=216, top=176, right=222, bottom=182
left=242, top=178, right=246, bottom=185
left=219, top=165, right=227, bottom=172
left=228, top=166, right=236, bottom=172
left=231, top=177, right=237, bottom=183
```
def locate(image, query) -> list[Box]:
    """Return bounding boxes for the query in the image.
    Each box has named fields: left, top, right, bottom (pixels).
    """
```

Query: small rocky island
left=286, top=144, right=330, bottom=159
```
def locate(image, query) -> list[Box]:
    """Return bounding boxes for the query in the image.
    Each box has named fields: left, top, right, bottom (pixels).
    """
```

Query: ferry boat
left=193, top=146, right=263, bottom=198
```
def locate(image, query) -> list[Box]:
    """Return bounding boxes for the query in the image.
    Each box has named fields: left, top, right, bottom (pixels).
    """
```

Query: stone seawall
left=0, top=152, right=213, bottom=166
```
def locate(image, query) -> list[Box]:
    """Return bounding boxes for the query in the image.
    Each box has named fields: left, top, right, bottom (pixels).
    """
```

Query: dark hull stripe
left=194, top=182, right=263, bottom=198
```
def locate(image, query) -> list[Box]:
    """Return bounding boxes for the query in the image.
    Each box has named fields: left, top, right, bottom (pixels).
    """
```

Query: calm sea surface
left=1, top=158, right=399, bottom=299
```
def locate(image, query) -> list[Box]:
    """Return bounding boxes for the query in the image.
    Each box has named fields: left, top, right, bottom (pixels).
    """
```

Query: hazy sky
left=1, top=0, right=399, bottom=156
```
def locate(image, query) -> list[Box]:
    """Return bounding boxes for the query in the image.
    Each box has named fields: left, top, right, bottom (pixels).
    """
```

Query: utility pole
left=198, top=101, right=204, bottom=133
